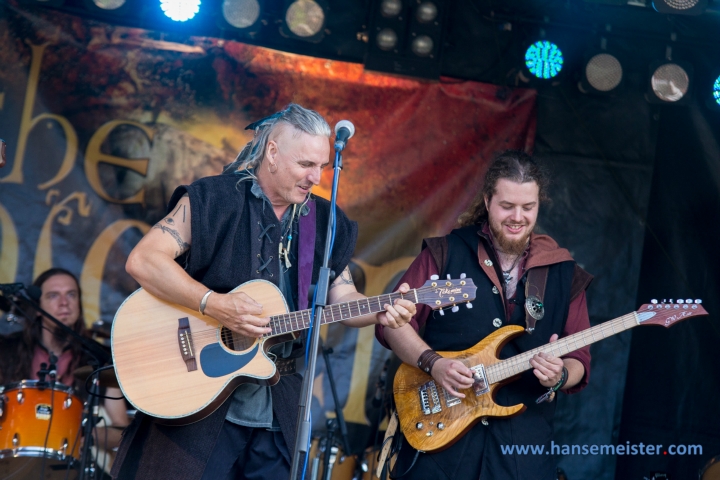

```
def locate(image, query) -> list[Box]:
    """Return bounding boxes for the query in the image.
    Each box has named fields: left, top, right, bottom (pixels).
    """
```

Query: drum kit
left=0, top=322, right=119, bottom=480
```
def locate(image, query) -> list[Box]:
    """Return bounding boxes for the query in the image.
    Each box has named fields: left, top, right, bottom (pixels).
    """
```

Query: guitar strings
left=485, top=313, right=636, bottom=384
left=174, top=288, right=439, bottom=343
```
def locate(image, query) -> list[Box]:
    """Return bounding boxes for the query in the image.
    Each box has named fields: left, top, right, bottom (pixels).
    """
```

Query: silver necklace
left=501, top=253, right=523, bottom=286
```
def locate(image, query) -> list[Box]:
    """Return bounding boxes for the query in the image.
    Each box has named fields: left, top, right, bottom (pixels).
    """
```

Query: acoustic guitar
left=393, top=300, right=708, bottom=452
left=111, top=277, right=476, bottom=425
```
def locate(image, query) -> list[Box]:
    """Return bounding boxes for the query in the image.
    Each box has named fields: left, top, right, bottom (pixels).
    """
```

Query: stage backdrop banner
left=0, top=4, right=535, bottom=445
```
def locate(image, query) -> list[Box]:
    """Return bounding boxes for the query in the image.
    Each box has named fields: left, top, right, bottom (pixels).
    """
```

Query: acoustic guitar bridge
left=178, top=317, right=197, bottom=372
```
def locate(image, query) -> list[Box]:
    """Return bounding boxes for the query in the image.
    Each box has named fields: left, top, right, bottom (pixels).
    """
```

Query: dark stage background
left=1, top=1, right=719, bottom=479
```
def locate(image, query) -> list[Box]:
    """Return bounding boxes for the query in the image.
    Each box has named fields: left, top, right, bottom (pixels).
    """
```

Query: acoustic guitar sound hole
left=220, top=327, right=256, bottom=352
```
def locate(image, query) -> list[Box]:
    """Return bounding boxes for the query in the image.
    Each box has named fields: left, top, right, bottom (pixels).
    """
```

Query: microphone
left=334, top=120, right=355, bottom=151
left=0, top=139, right=5, bottom=168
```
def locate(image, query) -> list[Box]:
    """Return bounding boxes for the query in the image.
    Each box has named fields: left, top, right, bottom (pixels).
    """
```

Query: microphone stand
left=3, top=285, right=110, bottom=479
left=289, top=140, right=346, bottom=480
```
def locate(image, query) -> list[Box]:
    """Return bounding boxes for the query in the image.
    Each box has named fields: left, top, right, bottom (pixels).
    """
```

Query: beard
left=489, top=219, right=532, bottom=256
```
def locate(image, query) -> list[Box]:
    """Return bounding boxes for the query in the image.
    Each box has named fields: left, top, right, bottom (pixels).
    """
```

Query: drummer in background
left=0, top=268, right=129, bottom=453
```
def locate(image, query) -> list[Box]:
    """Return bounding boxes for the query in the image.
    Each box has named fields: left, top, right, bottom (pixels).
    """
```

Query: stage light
left=380, top=0, right=402, bottom=17
left=713, top=75, right=720, bottom=106
left=525, top=41, right=564, bottom=80
left=578, top=52, right=624, bottom=95
left=92, top=0, right=126, bottom=9
left=652, top=0, right=706, bottom=15
left=365, top=0, right=447, bottom=79
left=416, top=2, right=438, bottom=23
left=376, top=28, right=398, bottom=51
left=160, top=0, right=201, bottom=22
left=285, top=0, right=325, bottom=38
left=222, top=0, right=260, bottom=29
left=650, top=63, right=690, bottom=102
left=411, top=35, right=433, bottom=57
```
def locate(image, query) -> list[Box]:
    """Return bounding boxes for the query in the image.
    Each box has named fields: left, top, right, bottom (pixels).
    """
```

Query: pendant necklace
left=278, top=204, right=297, bottom=270
left=501, top=253, right=523, bottom=286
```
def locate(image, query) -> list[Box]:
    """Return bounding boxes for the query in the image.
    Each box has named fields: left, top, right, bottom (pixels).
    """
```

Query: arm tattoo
left=152, top=223, right=190, bottom=257
left=330, top=267, right=354, bottom=290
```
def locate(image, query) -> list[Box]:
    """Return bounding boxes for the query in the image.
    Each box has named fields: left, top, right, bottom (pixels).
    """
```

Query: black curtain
left=616, top=102, right=720, bottom=480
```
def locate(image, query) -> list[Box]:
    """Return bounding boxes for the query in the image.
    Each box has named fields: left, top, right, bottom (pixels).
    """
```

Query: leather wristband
left=199, top=289, right=213, bottom=316
left=417, top=349, right=442, bottom=374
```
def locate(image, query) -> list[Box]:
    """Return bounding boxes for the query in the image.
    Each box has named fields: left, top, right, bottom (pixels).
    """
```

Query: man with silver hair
left=112, top=104, right=416, bottom=480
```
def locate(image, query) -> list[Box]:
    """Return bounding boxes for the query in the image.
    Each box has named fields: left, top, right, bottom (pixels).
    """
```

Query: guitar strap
left=297, top=198, right=316, bottom=312
left=524, top=266, right=549, bottom=333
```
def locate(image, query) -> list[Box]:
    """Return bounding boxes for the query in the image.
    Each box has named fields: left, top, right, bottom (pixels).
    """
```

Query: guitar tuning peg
left=685, top=299, right=692, bottom=304
left=460, top=273, right=466, bottom=279
left=669, top=299, right=674, bottom=304
left=451, top=305, right=459, bottom=313
left=430, top=275, right=439, bottom=281
left=446, top=274, right=451, bottom=280
left=677, top=299, right=684, bottom=304
left=695, top=299, right=702, bottom=304
left=438, top=309, right=445, bottom=316
left=651, top=299, right=658, bottom=304
left=466, top=302, right=473, bottom=309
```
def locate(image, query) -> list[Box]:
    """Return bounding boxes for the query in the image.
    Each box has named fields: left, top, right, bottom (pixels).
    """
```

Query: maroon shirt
left=376, top=245, right=592, bottom=394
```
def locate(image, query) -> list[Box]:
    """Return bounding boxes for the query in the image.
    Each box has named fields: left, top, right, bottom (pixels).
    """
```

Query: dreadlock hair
left=457, top=150, right=550, bottom=227
left=0, top=268, right=87, bottom=384
left=223, top=103, right=332, bottom=178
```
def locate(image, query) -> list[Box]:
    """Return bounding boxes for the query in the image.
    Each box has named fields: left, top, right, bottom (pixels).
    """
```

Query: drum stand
left=78, top=365, right=101, bottom=480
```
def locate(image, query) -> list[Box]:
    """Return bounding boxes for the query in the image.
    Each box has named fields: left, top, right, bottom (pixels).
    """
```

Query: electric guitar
left=393, top=300, right=708, bottom=452
left=111, top=277, right=476, bottom=425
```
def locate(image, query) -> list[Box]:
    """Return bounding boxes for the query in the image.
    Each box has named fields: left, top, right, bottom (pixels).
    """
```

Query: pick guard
left=200, top=343, right=260, bottom=378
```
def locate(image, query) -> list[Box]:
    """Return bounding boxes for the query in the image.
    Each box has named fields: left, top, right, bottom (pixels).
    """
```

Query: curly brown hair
left=457, top=150, right=550, bottom=227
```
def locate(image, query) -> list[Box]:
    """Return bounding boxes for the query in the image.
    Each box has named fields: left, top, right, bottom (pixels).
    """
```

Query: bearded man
left=376, top=150, right=592, bottom=480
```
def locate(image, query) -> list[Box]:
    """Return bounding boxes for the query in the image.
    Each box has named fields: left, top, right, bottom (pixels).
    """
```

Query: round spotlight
left=662, top=0, right=699, bottom=9
left=160, top=0, right=201, bottom=22
left=285, top=0, right=325, bottom=38
left=376, top=28, right=398, bottom=51
left=585, top=53, right=623, bottom=92
left=92, top=0, right=126, bottom=9
left=525, top=41, right=564, bottom=79
left=380, top=0, right=402, bottom=17
left=651, top=63, right=689, bottom=102
left=411, top=35, right=434, bottom=57
left=416, top=2, right=438, bottom=23
left=713, top=75, right=720, bottom=106
left=223, top=0, right=260, bottom=29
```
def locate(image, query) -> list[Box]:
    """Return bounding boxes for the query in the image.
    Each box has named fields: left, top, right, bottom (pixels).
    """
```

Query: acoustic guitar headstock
left=636, top=299, right=708, bottom=328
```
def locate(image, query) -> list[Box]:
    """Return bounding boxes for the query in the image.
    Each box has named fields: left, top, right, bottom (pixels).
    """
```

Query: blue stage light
left=713, top=75, right=720, bottom=106
left=160, top=0, right=201, bottom=22
left=525, top=41, right=564, bottom=80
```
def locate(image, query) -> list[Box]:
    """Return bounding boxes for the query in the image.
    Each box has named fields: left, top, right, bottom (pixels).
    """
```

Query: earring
left=267, top=161, right=278, bottom=174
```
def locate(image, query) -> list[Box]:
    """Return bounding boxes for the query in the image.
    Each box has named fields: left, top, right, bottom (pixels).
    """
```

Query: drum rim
left=0, top=446, right=76, bottom=461
left=1, top=380, right=75, bottom=395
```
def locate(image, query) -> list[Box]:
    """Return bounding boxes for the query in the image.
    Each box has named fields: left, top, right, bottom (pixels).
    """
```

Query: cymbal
left=73, top=365, right=119, bottom=389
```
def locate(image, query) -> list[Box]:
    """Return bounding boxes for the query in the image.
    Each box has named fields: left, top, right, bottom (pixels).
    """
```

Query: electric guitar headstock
left=416, top=274, right=477, bottom=316
left=636, top=299, right=708, bottom=328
